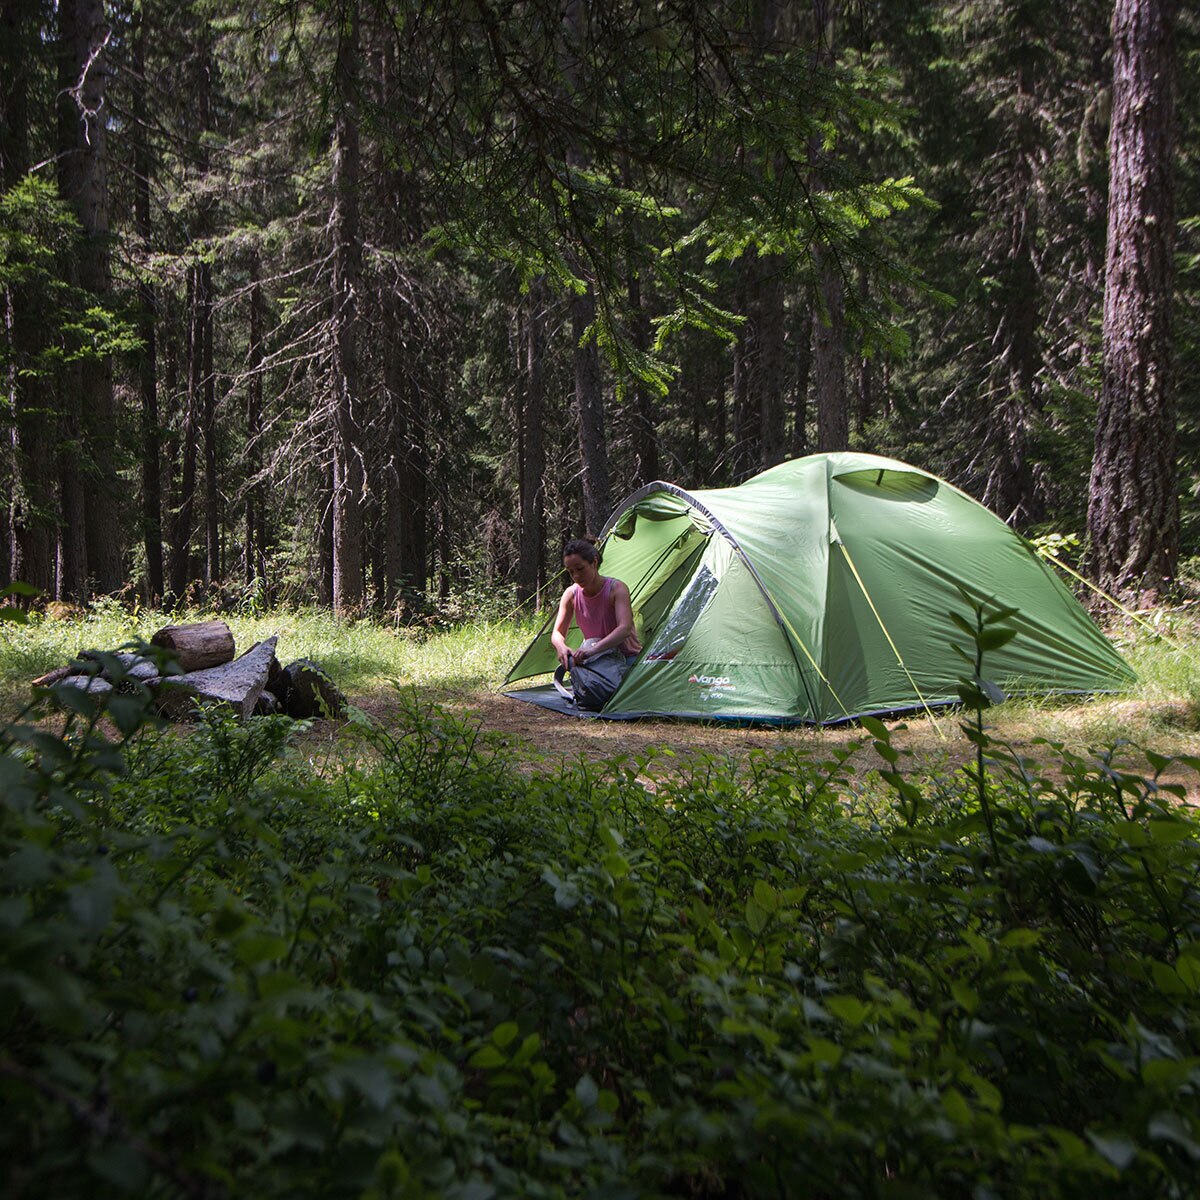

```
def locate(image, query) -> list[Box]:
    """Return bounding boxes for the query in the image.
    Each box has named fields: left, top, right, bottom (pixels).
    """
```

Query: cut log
left=32, top=665, right=81, bottom=688
left=80, top=650, right=161, bottom=685
left=156, top=636, right=278, bottom=721
left=266, top=653, right=287, bottom=699
left=56, top=675, right=113, bottom=699
left=150, top=620, right=235, bottom=672
left=268, top=657, right=291, bottom=709
left=282, top=659, right=346, bottom=719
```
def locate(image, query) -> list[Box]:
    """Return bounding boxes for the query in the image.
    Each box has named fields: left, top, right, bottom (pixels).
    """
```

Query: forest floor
left=5, top=605, right=1199, bottom=798
left=314, top=682, right=1200, bottom=802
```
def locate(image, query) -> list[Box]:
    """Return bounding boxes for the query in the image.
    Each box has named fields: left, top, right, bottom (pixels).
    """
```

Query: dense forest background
left=2, top=0, right=1197, bottom=617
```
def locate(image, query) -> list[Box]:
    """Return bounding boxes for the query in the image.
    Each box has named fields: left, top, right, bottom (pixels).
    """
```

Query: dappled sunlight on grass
left=2, top=603, right=1198, bottom=787
left=0, top=602, right=542, bottom=702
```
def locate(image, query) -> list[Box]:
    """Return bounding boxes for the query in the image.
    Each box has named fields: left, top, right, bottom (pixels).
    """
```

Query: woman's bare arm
left=550, top=587, right=575, bottom=668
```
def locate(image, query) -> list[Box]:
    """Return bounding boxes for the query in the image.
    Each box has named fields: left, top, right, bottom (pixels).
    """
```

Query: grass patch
left=0, top=601, right=540, bottom=705
left=2, top=601, right=1198, bottom=769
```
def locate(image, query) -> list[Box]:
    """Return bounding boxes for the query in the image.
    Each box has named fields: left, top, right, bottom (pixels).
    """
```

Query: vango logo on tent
left=689, top=673, right=732, bottom=688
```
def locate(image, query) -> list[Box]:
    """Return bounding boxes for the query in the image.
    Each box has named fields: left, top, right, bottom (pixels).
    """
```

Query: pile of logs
left=31, top=620, right=347, bottom=721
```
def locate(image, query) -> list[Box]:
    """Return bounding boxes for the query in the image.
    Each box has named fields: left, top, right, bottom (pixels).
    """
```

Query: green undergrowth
left=4, top=662, right=1200, bottom=1198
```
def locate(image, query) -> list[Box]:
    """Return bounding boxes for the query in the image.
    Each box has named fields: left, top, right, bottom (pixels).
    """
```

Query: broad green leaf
left=88, top=1143, right=149, bottom=1192
left=1175, top=956, right=1200, bottom=992
left=509, top=1034, right=541, bottom=1068
left=942, top=1087, right=973, bottom=1126
left=235, top=933, right=289, bottom=966
left=1150, top=961, right=1187, bottom=996
left=575, top=1074, right=599, bottom=1109
left=859, top=715, right=889, bottom=739
left=983, top=605, right=1021, bottom=624
left=492, top=1022, right=519, bottom=1049
left=745, top=898, right=768, bottom=935
left=1147, top=1112, right=1200, bottom=1159
left=752, top=879, right=779, bottom=913
left=468, top=1045, right=507, bottom=1069
left=950, top=981, right=979, bottom=1014
left=805, top=1037, right=843, bottom=1066
left=999, top=928, right=1042, bottom=949
left=948, top=611, right=978, bottom=637
left=1147, top=819, right=1194, bottom=845
left=334, top=1058, right=394, bottom=1110
left=50, top=682, right=101, bottom=718
left=1086, top=1130, right=1137, bottom=1171
left=826, top=995, right=869, bottom=1027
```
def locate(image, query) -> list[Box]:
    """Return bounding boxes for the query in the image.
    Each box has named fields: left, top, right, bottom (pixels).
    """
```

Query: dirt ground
left=338, top=686, right=1200, bottom=800
left=14, top=677, right=1196, bottom=800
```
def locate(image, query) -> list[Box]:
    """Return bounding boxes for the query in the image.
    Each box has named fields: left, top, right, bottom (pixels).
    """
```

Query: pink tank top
left=574, top=577, right=642, bottom=655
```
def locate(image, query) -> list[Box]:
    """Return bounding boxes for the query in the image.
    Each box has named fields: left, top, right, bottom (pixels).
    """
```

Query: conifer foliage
left=0, top=0, right=1197, bottom=607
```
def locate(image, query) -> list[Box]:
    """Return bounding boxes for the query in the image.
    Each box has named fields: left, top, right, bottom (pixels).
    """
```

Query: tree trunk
left=1081, top=16, right=1112, bottom=304
left=317, top=462, right=334, bottom=606
left=202, top=261, right=218, bottom=590
left=330, top=1, right=364, bottom=614
left=731, top=277, right=757, bottom=479
left=980, top=52, right=1042, bottom=526
left=756, top=261, right=786, bottom=468
left=1086, top=0, right=1178, bottom=600
left=54, top=0, right=88, bottom=603
left=813, top=245, right=848, bottom=452
left=517, top=281, right=546, bottom=604
left=0, top=0, right=31, bottom=187
left=245, top=257, right=266, bottom=589
left=379, top=42, right=427, bottom=607
left=133, top=6, right=163, bottom=603
left=156, top=636, right=277, bottom=722
left=3, top=0, right=55, bottom=595
left=853, top=269, right=872, bottom=441
left=811, top=0, right=847, bottom=453
left=169, top=267, right=201, bottom=601
left=572, top=289, right=611, bottom=535
left=58, top=0, right=122, bottom=593
left=627, top=264, right=658, bottom=485
left=562, top=0, right=611, bottom=535
left=396, top=369, right=428, bottom=595
left=6, top=330, right=56, bottom=594
left=791, top=291, right=812, bottom=456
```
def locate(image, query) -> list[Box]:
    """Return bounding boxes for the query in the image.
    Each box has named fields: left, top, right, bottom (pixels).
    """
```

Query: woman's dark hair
left=563, top=537, right=601, bottom=565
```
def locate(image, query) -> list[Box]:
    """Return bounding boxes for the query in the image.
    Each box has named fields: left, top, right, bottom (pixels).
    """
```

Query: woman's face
left=564, top=553, right=599, bottom=590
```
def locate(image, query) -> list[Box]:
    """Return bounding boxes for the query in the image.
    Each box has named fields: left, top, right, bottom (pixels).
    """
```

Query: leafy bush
left=3, top=673, right=1200, bottom=1195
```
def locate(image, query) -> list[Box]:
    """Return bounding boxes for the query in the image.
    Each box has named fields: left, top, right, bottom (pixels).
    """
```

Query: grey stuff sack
left=553, top=649, right=627, bottom=711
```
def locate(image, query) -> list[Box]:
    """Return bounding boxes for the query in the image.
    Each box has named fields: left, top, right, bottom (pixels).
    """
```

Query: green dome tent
left=505, top=452, right=1134, bottom=724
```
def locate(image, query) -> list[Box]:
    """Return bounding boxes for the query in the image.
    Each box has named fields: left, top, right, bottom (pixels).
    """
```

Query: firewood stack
left=30, top=620, right=347, bottom=721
